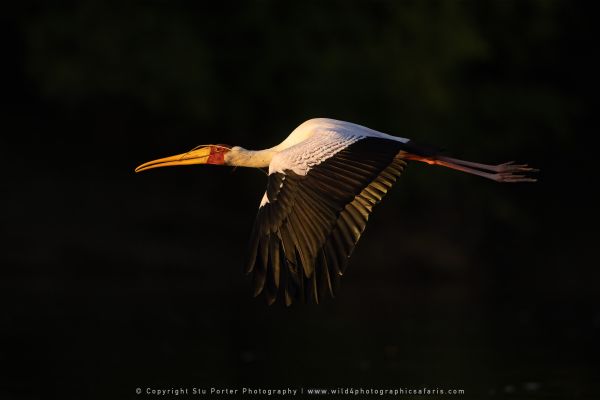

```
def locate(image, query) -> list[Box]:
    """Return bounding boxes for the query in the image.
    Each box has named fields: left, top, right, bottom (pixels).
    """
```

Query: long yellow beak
left=135, top=146, right=221, bottom=173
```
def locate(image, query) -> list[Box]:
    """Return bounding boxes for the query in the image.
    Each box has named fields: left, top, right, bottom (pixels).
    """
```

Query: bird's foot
left=495, top=161, right=539, bottom=174
left=491, top=162, right=538, bottom=182
left=493, top=171, right=538, bottom=183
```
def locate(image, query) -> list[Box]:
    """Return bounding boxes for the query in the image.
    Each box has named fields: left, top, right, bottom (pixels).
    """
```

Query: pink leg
left=437, top=155, right=538, bottom=174
left=404, top=154, right=538, bottom=183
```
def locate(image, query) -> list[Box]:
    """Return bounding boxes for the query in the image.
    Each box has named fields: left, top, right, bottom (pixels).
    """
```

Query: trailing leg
left=403, top=153, right=538, bottom=183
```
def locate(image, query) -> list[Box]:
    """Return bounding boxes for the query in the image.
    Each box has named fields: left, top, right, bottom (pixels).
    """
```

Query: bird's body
left=223, top=118, right=409, bottom=171
left=136, top=118, right=537, bottom=305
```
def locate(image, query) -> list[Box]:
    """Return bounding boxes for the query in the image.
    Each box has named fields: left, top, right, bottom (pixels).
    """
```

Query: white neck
left=224, top=147, right=277, bottom=168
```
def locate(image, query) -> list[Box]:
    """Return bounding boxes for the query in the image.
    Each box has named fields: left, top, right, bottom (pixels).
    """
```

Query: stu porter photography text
left=139, top=387, right=465, bottom=396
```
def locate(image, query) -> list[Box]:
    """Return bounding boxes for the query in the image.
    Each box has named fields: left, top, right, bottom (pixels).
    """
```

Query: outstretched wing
left=246, top=134, right=406, bottom=305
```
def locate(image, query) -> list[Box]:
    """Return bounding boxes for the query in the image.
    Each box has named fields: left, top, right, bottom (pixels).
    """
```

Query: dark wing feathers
left=246, top=137, right=406, bottom=305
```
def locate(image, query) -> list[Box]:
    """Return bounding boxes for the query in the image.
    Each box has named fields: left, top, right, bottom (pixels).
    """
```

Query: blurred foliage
left=19, top=1, right=578, bottom=146
left=2, top=1, right=598, bottom=398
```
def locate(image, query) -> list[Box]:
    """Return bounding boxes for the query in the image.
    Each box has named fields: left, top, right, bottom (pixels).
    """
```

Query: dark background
left=2, top=1, right=598, bottom=398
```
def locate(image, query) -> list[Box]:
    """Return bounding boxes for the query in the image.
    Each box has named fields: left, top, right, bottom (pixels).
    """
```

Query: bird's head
left=135, top=144, right=232, bottom=173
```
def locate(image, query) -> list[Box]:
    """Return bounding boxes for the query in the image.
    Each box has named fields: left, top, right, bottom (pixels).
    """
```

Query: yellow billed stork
left=136, top=118, right=537, bottom=305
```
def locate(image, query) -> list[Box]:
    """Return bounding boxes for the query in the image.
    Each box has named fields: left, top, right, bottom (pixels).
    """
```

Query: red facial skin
left=207, top=145, right=231, bottom=165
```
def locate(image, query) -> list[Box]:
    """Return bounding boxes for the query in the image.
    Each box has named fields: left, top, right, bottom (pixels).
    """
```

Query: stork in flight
left=136, top=118, right=537, bottom=305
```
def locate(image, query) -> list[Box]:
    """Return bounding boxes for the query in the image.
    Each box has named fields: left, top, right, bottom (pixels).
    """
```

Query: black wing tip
left=251, top=282, right=338, bottom=306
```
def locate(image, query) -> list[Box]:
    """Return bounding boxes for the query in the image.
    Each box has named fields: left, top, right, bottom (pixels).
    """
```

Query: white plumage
left=135, top=118, right=537, bottom=305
